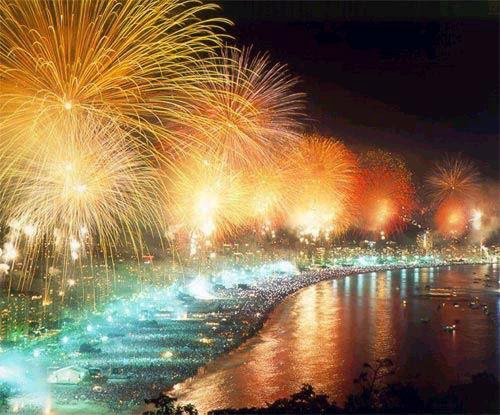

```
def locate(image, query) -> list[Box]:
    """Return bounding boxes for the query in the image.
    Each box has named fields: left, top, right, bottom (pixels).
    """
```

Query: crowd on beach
left=9, top=263, right=439, bottom=414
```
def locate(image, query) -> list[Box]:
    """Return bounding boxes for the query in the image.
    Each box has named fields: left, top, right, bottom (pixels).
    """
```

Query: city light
left=0, top=1, right=497, bottom=414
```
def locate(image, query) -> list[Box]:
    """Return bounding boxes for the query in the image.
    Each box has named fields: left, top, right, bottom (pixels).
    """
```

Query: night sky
left=220, top=1, right=499, bottom=180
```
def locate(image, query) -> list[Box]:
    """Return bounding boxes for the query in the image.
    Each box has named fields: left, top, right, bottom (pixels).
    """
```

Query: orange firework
left=356, top=150, right=415, bottom=236
left=434, top=197, right=468, bottom=238
left=165, top=150, right=250, bottom=241
left=183, top=46, right=305, bottom=169
left=286, top=135, right=359, bottom=238
left=244, top=163, right=288, bottom=230
left=427, top=155, right=480, bottom=205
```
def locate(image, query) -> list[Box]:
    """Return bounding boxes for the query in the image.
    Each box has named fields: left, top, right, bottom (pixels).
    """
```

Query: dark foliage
left=144, top=360, right=499, bottom=415
left=430, top=372, right=500, bottom=414
left=143, top=392, right=198, bottom=415
left=210, top=383, right=341, bottom=414
left=79, top=342, right=101, bottom=354
left=344, top=358, right=396, bottom=413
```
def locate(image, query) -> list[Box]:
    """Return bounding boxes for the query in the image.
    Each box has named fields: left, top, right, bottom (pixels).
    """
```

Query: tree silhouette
left=378, top=381, right=426, bottom=413
left=146, top=361, right=499, bottom=415
left=430, top=372, right=500, bottom=413
left=345, top=358, right=395, bottom=412
left=267, top=383, right=339, bottom=414
left=144, top=393, right=199, bottom=415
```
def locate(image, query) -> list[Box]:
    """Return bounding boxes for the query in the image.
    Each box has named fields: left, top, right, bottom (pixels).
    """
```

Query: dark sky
left=220, top=1, right=499, bottom=180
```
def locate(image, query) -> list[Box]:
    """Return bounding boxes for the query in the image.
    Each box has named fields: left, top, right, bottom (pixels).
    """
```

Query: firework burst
left=427, top=155, right=480, bottom=205
left=0, top=0, right=229, bottom=158
left=286, top=135, right=359, bottom=238
left=467, top=183, right=500, bottom=242
left=1, top=118, right=163, bottom=292
left=434, top=197, right=468, bottom=238
left=166, top=151, right=250, bottom=242
left=244, top=164, right=288, bottom=231
left=183, top=45, right=305, bottom=169
left=356, top=150, right=416, bottom=236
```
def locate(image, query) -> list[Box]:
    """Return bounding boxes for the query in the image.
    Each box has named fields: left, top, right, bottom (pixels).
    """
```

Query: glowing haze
left=0, top=0, right=496, bottom=304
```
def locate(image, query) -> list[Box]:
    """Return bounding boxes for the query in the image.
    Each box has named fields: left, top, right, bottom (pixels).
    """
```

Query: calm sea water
left=174, top=264, right=500, bottom=413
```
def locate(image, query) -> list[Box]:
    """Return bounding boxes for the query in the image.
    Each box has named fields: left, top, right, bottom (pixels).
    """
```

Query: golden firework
left=1, top=118, right=163, bottom=292
left=0, top=0, right=229, bottom=157
left=184, top=45, right=305, bottom=169
left=166, top=150, right=250, bottom=242
left=285, top=135, right=359, bottom=238
left=244, top=164, right=288, bottom=230
left=427, top=155, right=480, bottom=205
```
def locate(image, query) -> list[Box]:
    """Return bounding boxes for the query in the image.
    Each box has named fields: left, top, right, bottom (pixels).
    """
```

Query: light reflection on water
left=175, top=265, right=499, bottom=414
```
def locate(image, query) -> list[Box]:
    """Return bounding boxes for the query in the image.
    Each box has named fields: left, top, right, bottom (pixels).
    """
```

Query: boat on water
left=419, top=288, right=456, bottom=298
left=443, top=324, right=457, bottom=332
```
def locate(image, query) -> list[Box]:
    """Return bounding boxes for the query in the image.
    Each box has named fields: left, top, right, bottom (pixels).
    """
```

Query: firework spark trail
left=0, top=0, right=229, bottom=299
left=243, top=164, right=289, bottom=232
left=182, top=45, right=305, bottom=169
left=426, top=155, right=484, bottom=239
left=0, top=0, right=229, bottom=160
left=1, top=118, right=164, bottom=294
left=426, top=155, right=481, bottom=205
left=165, top=150, right=250, bottom=244
left=285, top=135, right=359, bottom=239
left=434, top=197, right=468, bottom=238
left=0, top=0, right=493, bottom=304
left=356, top=150, right=416, bottom=236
